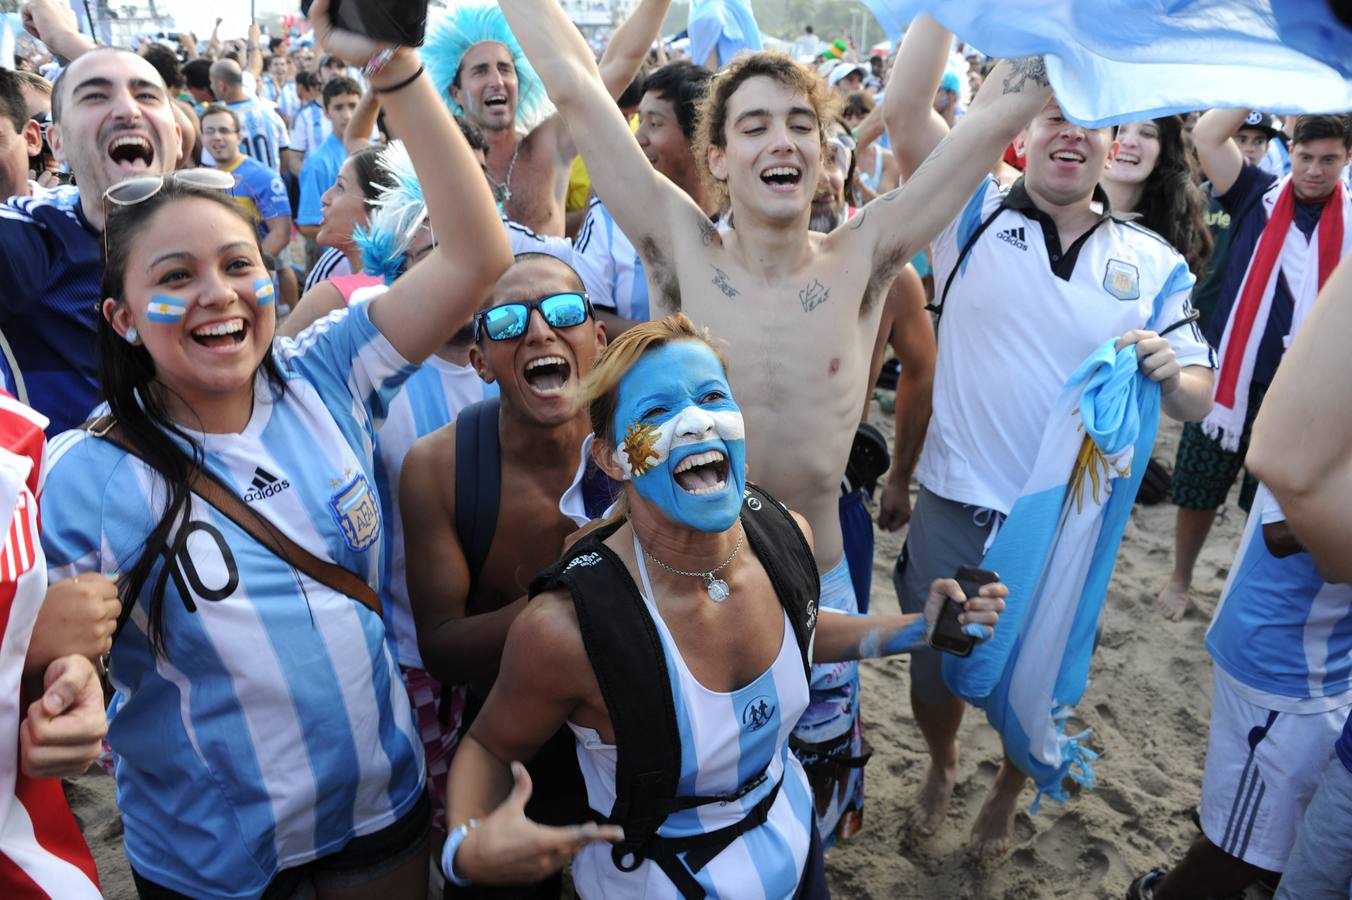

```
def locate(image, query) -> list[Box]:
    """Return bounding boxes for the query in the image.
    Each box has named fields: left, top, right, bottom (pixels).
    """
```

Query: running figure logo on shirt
left=742, top=696, right=776, bottom=732
left=329, top=472, right=381, bottom=552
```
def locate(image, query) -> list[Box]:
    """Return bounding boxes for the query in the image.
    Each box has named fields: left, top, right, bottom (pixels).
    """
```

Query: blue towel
left=861, top=0, right=1352, bottom=126
left=688, top=0, right=763, bottom=69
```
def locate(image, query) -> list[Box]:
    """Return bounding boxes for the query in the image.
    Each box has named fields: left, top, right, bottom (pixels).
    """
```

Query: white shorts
left=1200, top=669, right=1350, bottom=872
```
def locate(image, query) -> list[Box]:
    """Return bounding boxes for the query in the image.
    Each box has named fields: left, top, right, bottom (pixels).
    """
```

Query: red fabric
left=1213, top=180, right=1344, bottom=409
left=328, top=272, right=383, bottom=306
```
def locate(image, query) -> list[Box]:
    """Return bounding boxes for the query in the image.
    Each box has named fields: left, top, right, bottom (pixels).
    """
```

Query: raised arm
left=883, top=14, right=955, bottom=181
left=499, top=0, right=695, bottom=259
left=312, top=0, right=512, bottom=364
left=1193, top=107, right=1249, bottom=198
left=1248, top=256, right=1352, bottom=583
left=246, top=21, right=265, bottom=82
left=21, top=0, right=96, bottom=63
left=342, top=87, right=380, bottom=153
left=848, top=45, right=1049, bottom=283
left=597, top=0, right=670, bottom=97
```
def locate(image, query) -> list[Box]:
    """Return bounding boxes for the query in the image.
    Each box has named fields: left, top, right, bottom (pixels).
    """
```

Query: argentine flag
left=862, top=0, right=1352, bottom=126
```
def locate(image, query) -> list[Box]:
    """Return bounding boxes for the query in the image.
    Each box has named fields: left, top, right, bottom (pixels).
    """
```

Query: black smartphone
left=929, top=565, right=1000, bottom=657
left=300, top=0, right=430, bottom=47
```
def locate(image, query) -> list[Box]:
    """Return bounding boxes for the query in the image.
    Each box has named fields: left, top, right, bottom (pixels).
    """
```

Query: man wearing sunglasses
left=399, top=252, right=612, bottom=889
left=0, top=5, right=182, bottom=434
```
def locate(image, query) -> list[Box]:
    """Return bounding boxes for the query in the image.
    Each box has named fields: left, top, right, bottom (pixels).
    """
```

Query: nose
left=672, top=405, right=716, bottom=440
left=523, top=308, right=556, bottom=343
left=197, top=267, right=239, bottom=309
left=109, top=83, right=143, bottom=123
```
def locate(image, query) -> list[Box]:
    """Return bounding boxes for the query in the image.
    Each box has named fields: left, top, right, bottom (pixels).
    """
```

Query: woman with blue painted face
left=443, top=314, right=1008, bottom=899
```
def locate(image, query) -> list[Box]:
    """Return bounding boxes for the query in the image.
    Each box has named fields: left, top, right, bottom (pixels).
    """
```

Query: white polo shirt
left=573, top=196, right=649, bottom=321
left=917, top=176, right=1215, bottom=515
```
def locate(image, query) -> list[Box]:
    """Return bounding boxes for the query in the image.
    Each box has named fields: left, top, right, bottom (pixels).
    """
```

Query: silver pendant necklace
left=639, top=524, right=744, bottom=603
left=488, top=141, right=521, bottom=215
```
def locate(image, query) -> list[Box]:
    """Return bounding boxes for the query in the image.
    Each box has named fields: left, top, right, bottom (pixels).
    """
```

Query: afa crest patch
left=1103, top=259, right=1140, bottom=301
left=329, top=473, right=381, bottom=552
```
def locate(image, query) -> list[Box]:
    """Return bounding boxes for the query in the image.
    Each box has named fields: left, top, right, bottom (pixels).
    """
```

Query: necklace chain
left=488, top=141, right=521, bottom=206
left=640, top=524, right=744, bottom=582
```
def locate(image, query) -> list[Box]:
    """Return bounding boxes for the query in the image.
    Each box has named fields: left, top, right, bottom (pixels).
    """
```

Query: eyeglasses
left=473, top=292, right=593, bottom=343
left=101, top=168, right=237, bottom=258
left=201, top=127, right=239, bottom=137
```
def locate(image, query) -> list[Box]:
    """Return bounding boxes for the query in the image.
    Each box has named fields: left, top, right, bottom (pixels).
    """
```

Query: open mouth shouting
left=523, top=354, right=571, bottom=396
left=108, top=132, right=156, bottom=173
left=191, top=318, right=249, bottom=350
left=761, top=164, right=803, bottom=193
left=1050, top=149, right=1086, bottom=168
left=483, top=92, right=510, bottom=112
left=674, top=449, right=730, bottom=495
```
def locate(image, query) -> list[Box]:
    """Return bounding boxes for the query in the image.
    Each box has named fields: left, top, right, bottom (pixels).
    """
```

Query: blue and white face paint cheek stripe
left=146, top=295, right=187, bottom=324
left=253, top=277, right=276, bottom=306
left=611, top=341, right=748, bottom=533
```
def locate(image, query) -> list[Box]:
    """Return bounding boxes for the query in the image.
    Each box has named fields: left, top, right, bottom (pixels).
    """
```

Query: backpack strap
left=82, top=415, right=380, bottom=616
left=929, top=191, right=1011, bottom=332
left=453, top=398, right=501, bottom=585
left=740, top=483, right=818, bottom=680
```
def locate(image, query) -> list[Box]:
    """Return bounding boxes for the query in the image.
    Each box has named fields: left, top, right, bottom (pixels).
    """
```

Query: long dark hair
left=1128, top=116, right=1214, bottom=276
left=98, top=181, right=287, bottom=658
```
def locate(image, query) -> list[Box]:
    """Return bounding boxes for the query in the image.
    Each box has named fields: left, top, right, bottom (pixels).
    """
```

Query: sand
left=65, top=410, right=1257, bottom=900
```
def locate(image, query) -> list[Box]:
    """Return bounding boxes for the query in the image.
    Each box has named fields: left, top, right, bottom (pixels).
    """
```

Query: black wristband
left=373, top=65, right=424, bottom=95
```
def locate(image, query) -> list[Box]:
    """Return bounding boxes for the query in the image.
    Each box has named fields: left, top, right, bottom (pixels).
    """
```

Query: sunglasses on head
left=101, top=168, right=237, bottom=258
left=474, top=292, right=593, bottom=343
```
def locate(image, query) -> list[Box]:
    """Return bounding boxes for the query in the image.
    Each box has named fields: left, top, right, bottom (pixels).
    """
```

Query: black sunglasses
left=473, top=292, right=593, bottom=343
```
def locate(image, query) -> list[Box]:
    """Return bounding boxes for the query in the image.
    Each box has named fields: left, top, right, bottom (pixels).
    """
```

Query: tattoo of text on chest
left=800, top=278, right=829, bottom=313
left=712, top=266, right=740, bottom=298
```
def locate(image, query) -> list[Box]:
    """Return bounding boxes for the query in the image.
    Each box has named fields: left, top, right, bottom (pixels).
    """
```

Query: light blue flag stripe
left=862, top=0, right=1352, bottom=126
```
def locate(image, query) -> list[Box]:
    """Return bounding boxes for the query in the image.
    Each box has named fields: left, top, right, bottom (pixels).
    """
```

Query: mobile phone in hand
left=300, top=0, right=429, bottom=47
left=930, top=565, right=1000, bottom=657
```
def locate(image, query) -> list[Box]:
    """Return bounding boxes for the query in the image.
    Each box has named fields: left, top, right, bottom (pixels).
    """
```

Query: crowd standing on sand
left=0, top=0, right=1349, bottom=897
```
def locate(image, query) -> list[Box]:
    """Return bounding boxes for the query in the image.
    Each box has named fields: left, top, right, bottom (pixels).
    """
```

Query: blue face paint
left=253, top=276, right=275, bottom=306
left=612, top=341, right=747, bottom=532
left=146, top=295, right=187, bottom=324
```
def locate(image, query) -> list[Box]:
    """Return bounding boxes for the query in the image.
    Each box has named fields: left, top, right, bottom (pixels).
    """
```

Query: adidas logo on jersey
left=996, top=226, right=1028, bottom=251
left=244, top=467, right=291, bottom=502
left=995, top=225, right=1022, bottom=250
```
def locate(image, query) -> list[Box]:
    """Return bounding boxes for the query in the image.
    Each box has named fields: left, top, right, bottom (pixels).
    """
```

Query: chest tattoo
left=800, top=278, right=830, bottom=313
left=698, top=217, right=718, bottom=246
left=712, top=266, right=740, bottom=298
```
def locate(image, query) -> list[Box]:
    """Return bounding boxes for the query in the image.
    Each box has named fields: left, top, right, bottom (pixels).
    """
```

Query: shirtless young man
left=498, top=0, right=1052, bottom=843
left=422, top=0, right=670, bottom=236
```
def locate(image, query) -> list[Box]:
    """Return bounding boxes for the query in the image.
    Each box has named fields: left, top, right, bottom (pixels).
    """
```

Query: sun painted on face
left=622, top=420, right=663, bottom=476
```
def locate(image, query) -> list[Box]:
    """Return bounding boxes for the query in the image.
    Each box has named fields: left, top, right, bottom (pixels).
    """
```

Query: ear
left=47, top=122, right=67, bottom=165
left=103, top=298, right=136, bottom=341
left=1106, top=137, right=1120, bottom=166
left=448, top=83, right=465, bottom=112
left=1011, top=129, right=1028, bottom=158
left=594, top=319, right=609, bottom=353
left=707, top=143, right=728, bottom=184
left=21, top=120, right=42, bottom=158
left=591, top=431, right=629, bottom=483
left=469, top=342, right=494, bottom=384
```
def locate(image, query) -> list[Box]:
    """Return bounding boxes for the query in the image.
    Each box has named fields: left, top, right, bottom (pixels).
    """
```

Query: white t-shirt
left=917, top=177, right=1215, bottom=514
left=573, top=196, right=649, bottom=321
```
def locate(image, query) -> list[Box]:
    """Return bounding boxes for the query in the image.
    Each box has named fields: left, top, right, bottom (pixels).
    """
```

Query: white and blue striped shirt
left=41, top=303, right=424, bottom=898
left=228, top=97, right=291, bottom=172
left=567, top=545, right=814, bottom=898
left=290, top=100, right=333, bottom=157
left=1207, top=484, right=1352, bottom=713
left=261, top=77, right=302, bottom=124
left=573, top=197, right=650, bottom=321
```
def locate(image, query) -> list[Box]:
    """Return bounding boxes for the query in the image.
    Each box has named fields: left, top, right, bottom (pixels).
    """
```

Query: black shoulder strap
left=453, top=397, right=501, bottom=585
left=929, top=193, right=1011, bottom=331
left=740, top=483, right=818, bottom=681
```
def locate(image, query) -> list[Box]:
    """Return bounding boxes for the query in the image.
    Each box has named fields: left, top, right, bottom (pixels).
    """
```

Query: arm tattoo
left=1002, top=56, right=1049, bottom=95
left=847, top=185, right=903, bottom=231
left=800, top=278, right=829, bottom=313
left=698, top=217, right=718, bottom=246
left=711, top=266, right=740, bottom=298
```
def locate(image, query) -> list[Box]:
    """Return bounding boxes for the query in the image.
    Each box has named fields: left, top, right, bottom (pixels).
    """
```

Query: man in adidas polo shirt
left=884, top=15, right=1215, bottom=850
left=0, top=18, right=182, bottom=433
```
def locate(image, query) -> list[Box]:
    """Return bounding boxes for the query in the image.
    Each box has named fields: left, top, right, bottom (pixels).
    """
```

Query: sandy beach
left=66, top=406, right=1256, bottom=900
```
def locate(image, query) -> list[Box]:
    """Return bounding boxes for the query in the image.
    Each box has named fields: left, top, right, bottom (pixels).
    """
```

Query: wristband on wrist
left=442, top=817, right=479, bottom=887
left=363, top=47, right=395, bottom=79
left=374, top=65, right=424, bottom=95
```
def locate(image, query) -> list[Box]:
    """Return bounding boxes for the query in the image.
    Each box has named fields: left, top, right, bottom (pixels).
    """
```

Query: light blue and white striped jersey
left=373, top=352, right=497, bottom=670
left=40, top=303, right=424, bottom=898
left=1207, top=484, right=1352, bottom=712
left=261, top=77, right=302, bottom=124
left=573, top=197, right=649, bottom=321
left=567, top=546, right=814, bottom=899
left=228, top=97, right=291, bottom=173
left=504, top=217, right=574, bottom=262
left=290, top=100, right=333, bottom=157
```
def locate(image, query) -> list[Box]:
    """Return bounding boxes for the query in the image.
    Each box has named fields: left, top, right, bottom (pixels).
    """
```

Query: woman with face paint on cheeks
left=36, top=2, right=514, bottom=896
left=443, top=314, right=1008, bottom=898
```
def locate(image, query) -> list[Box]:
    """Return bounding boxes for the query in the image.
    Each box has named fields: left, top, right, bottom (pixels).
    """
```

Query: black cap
left=1239, top=111, right=1281, bottom=137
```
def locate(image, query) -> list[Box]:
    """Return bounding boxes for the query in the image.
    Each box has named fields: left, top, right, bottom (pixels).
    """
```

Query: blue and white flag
left=689, top=0, right=762, bottom=69
left=862, top=0, right=1352, bottom=126
left=943, top=339, right=1162, bottom=804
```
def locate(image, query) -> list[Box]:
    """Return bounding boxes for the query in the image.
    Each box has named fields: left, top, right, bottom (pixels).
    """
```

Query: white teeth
left=1052, top=151, right=1084, bottom=162
left=763, top=166, right=800, bottom=177
left=674, top=450, right=725, bottom=474
left=684, top=479, right=728, bottom=496
left=525, top=355, right=566, bottom=371
left=193, top=319, right=244, bottom=337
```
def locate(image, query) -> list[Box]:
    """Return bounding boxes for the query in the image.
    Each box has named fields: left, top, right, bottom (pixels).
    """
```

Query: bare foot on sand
left=1156, top=580, right=1190, bottom=622
left=908, top=758, right=957, bottom=836
left=969, top=762, right=1025, bottom=859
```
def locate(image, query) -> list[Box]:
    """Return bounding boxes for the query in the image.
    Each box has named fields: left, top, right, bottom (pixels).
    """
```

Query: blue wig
left=423, top=4, right=555, bottom=137
left=351, top=141, right=428, bottom=286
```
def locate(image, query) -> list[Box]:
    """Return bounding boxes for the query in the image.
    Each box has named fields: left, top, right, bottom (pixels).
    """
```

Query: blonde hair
left=693, top=51, right=840, bottom=211
left=579, top=313, right=729, bottom=445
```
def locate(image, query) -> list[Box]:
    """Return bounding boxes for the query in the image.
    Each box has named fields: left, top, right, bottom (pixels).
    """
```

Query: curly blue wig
left=351, top=141, right=428, bottom=285
left=423, top=4, right=555, bottom=137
